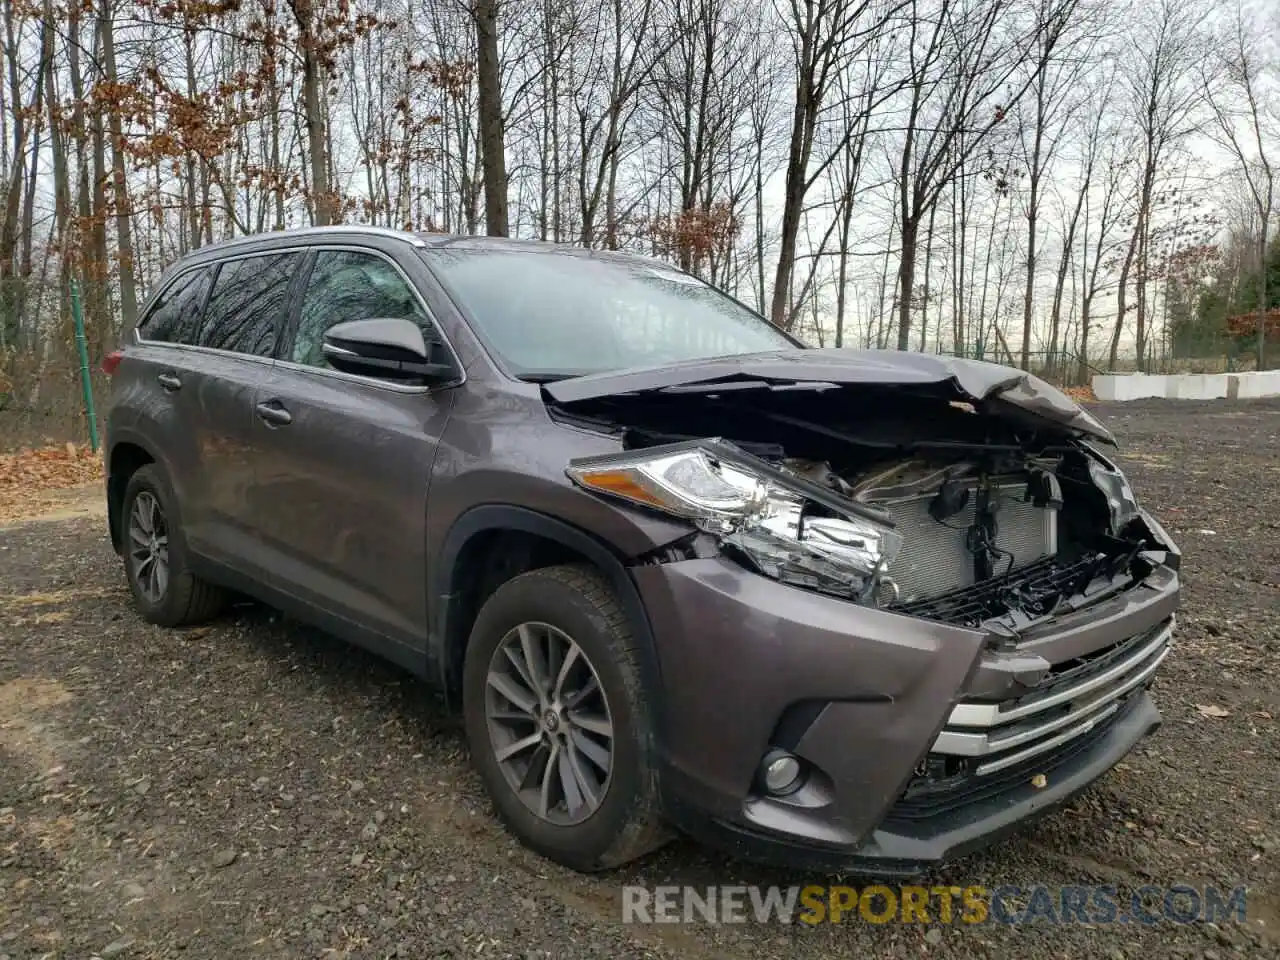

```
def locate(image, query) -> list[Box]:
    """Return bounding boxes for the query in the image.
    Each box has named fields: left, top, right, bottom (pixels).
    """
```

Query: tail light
left=102, top=350, right=123, bottom=376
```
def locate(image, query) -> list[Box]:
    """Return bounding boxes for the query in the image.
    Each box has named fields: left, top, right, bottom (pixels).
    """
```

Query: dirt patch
left=0, top=470, right=105, bottom=526
left=0, top=585, right=116, bottom=609
left=0, top=677, right=72, bottom=775
left=0, top=483, right=107, bottom=528
left=0, top=398, right=1277, bottom=959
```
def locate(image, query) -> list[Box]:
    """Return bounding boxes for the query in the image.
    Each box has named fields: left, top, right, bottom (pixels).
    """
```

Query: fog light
left=761, top=751, right=802, bottom=795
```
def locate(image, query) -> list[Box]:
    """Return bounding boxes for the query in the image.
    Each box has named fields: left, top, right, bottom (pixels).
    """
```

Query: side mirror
left=322, top=318, right=456, bottom=384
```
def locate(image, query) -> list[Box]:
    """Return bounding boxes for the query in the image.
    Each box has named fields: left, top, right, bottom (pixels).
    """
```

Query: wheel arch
left=430, top=505, right=666, bottom=737
left=105, top=433, right=162, bottom=554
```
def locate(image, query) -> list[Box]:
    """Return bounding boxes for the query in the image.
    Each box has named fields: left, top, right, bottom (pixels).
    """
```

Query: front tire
left=462, top=564, right=669, bottom=871
left=121, top=464, right=226, bottom=627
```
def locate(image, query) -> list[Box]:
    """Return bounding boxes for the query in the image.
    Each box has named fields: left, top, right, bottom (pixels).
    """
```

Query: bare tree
left=98, top=0, right=139, bottom=330
left=1045, top=69, right=1112, bottom=380
left=1204, top=0, right=1276, bottom=368
left=473, top=0, right=509, bottom=235
left=1114, top=0, right=1203, bottom=370
left=891, top=0, right=1076, bottom=351
left=1014, top=0, right=1084, bottom=369
left=769, top=0, right=903, bottom=327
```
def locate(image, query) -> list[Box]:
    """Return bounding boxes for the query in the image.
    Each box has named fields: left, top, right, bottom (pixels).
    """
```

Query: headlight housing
left=1085, top=451, right=1141, bottom=535
left=566, top=440, right=903, bottom=603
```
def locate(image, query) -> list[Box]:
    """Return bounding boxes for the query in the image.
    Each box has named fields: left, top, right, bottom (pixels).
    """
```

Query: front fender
left=428, top=504, right=669, bottom=752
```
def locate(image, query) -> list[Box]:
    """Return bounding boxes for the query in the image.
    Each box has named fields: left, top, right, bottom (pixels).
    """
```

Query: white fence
left=1092, top=371, right=1280, bottom=402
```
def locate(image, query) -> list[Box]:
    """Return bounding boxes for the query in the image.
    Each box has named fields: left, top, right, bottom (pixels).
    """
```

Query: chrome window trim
left=270, top=355, right=453, bottom=395
left=129, top=335, right=274, bottom=368
left=132, top=240, right=465, bottom=396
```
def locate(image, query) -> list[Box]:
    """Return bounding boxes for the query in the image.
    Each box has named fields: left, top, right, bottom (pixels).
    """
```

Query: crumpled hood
left=542, top=348, right=1114, bottom=444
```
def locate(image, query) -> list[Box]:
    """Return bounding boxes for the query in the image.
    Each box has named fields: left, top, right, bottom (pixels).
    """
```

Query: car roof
left=173, top=225, right=662, bottom=268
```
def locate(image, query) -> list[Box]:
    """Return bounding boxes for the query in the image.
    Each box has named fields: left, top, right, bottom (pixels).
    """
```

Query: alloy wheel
left=128, top=490, right=170, bottom=603
left=484, top=621, right=614, bottom=825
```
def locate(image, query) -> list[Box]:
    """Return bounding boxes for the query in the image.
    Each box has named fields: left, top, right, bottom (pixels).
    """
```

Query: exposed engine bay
left=548, top=367, right=1178, bottom=637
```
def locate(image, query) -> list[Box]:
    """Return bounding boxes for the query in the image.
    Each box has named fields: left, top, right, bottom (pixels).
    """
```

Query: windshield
left=422, top=247, right=799, bottom=378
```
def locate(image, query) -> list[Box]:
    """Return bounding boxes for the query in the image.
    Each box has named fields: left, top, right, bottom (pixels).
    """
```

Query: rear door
left=182, top=250, right=309, bottom=564
left=248, top=246, right=458, bottom=656
left=125, top=255, right=297, bottom=564
left=122, top=264, right=218, bottom=514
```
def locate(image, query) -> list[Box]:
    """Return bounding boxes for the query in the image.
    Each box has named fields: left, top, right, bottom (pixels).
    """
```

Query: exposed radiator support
left=877, top=480, right=1058, bottom=603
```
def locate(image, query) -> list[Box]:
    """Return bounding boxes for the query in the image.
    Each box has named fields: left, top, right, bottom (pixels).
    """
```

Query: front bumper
left=632, top=556, right=1179, bottom=875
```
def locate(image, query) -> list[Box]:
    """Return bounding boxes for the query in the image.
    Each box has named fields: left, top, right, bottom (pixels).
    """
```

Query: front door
left=249, top=247, right=457, bottom=656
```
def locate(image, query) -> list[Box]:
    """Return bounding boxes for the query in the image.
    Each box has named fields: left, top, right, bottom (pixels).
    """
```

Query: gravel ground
left=1, top=398, right=1277, bottom=959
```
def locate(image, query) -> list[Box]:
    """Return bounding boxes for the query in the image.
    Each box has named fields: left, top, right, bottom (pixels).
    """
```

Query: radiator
left=879, top=482, right=1057, bottom=603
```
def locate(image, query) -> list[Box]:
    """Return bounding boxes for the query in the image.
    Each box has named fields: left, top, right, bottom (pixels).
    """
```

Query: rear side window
left=196, top=252, right=305, bottom=357
left=136, top=267, right=211, bottom=344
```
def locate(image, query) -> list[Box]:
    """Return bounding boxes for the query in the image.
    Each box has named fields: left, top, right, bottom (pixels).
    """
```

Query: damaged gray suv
left=104, top=226, right=1180, bottom=874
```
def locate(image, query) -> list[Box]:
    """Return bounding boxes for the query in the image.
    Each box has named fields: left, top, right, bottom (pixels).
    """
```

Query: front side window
left=421, top=248, right=798, bottom=379
left=290, top=250, right=435, bottom=369
left=136, top=267, right=211, bottom=344
left=196, top=252, right=305, bottom=357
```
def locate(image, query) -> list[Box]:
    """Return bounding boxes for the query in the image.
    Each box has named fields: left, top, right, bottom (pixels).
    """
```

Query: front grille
left=880, top=482, right=1056, bottom=603
left=926, top=617, right=1172, bottom=777
left=886, top=693, right=1135, bottom=823
left=1020, top=624, right=1165, bottom=707
left=889, top=552, right=1105, bottom=628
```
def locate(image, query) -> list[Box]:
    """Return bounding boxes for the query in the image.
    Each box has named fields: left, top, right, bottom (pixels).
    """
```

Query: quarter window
left=197, top=252, right=305, bottom=357
left=291, top=251, right=437, bottom=369
left=136, top=267, right=211, bottom=344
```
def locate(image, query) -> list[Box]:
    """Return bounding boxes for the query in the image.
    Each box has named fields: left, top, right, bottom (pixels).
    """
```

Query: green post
left=70, top=279, right=100, bottom=454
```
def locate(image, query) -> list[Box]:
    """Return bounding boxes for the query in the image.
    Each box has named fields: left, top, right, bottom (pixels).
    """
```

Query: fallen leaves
left=1062, top=385, right=1098, bottom=403
left=1195, top=704, right=1231, bottom=719
left=0, top=443, right=105, bottom=524
left=0, top=587, right=115, bottom=610
left=0, top=443, right=104, bottom=494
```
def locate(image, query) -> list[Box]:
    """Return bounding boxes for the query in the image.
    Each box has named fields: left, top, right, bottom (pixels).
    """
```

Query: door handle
left=255, top=401, right=293, bottom=426
left=157, top=372, right=182, bottom=391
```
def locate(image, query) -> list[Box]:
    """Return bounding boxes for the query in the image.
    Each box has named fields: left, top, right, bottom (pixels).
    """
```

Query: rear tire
left=121, top=464, right=226, bottom=627
left=462, top=564, right=669, bottom=872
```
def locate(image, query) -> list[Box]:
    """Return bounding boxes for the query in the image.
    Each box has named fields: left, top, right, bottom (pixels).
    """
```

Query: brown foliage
left=0, top=444, right=104, bottom=497
left=646, top=203, right=739, bottom=270
left=1224, top=308, right=1280, bottom=340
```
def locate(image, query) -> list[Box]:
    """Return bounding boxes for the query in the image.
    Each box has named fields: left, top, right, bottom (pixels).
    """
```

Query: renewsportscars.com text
left=621, top=884, right=1250, bottom=926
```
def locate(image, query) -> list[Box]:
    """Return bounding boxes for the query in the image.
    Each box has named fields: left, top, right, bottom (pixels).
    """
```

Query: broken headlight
left=1086, top=452, right=1141, bottom=535
left=566, top=440, right=903, bottom=603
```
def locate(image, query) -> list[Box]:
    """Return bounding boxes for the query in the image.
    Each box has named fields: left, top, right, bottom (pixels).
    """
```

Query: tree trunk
left=835, top=187, right=854, bottom=348
left=184, top=26, right=201, bottom=250
left=43, top=3, right=70, bottom=257
left=896, top=216, right=918, bottom=350
left=0, top=0, right=26, bottom=350
left=473, top=0, right=508, bottom=236
left=918, top=204, right=936, bottom=352
left=1048, top=179, right=1088, bottom=381
left=1109, top=228, right=1138, bottom=370
left=770, top=68, right=812, bottom=326
left=288, top=0, right=332, bottom=226
left=1021, top=67, right=1048, bottom=372
left=1021, top=181, right=1039, bottom=371
left=98, top=0, right=138, bottom=330
left=1078, top=295, right=1092, bottom=386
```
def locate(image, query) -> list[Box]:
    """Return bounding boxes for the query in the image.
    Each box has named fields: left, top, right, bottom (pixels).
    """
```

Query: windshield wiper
left=516, top=371, right=592, bottom=383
